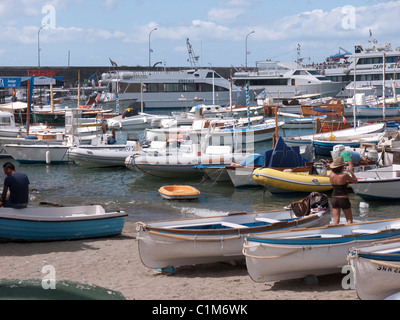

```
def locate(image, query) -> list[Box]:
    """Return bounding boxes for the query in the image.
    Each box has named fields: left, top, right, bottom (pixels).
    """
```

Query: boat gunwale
left=136, top=211, right=327, bottom=237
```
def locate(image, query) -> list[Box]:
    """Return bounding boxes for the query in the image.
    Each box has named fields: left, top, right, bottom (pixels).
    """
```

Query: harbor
left=3, top=1, right=400, bottom=303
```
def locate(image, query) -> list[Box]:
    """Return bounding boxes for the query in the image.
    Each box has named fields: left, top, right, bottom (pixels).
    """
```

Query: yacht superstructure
left=233, top=61, right=347, bottom=102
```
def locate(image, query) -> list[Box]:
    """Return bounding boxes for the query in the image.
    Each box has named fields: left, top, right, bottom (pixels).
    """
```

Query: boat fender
left=25, top=135, right=39, bottom=140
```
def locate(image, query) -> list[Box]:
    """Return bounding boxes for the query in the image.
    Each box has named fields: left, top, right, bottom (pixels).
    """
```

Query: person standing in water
left=329, top=157, right=358, bottom=225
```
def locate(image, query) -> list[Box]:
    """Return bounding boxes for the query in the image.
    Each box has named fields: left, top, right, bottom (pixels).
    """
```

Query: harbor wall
left=0, top=66, right=234, bottom=87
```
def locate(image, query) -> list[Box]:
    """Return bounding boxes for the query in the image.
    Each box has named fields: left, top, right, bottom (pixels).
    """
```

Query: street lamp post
left=38, top=25, right=45, bottom=68
left=245, top=31, right=255, bottom=69
left=149, top=27, right=157, bottom=68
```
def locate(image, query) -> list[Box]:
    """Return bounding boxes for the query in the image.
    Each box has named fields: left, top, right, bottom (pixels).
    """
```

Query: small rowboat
left=243, top=218, right=400, bottom=283
left=0, top=205, right=128, bottom=242
left=158, top=185, right=200, bottom=200
left=136, top=193, right=331, bottom=270
left=348, top=238, right=400, bottom=300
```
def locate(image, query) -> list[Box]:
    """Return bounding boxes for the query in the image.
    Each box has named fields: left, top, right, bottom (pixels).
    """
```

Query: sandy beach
left=0, top=221, right=358, bottom=301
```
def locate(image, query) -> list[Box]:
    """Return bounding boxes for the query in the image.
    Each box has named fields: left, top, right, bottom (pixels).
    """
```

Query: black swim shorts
left=331, top=197, right=351, bottom=210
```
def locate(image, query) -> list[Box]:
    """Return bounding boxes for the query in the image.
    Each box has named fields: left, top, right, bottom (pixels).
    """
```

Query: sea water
left=4, top=127, right=399, bottom=224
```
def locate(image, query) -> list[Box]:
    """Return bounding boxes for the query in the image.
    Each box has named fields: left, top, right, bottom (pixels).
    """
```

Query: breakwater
left=0, top=66, right=234, bottom=87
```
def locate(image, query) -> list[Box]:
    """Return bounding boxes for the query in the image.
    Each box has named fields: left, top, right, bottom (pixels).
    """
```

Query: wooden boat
left=136, top=193, right=331, bottom=270
left=0, top=205, right=128, bottom=242
left=0, top=279, right=126, bottom=300
left=284, top=123, right=386, bottom=147
left=243, top=218, right=400, bottom=283
left=252, top=166, right=331, bottom=194
left=301, top=101, right=345, bottom=117
left=348, top=238, right=400, bottom=300
left=312, top=131, right=385, bottom=156
left=158, top=185, right=200, bottom=200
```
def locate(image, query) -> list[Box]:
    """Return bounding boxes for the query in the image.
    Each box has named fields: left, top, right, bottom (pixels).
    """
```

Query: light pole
left=149, top=27, right=157, bottom=68
left=38, top=25, right=45, bottom=67
left=245, top=31, right=255, bottom=69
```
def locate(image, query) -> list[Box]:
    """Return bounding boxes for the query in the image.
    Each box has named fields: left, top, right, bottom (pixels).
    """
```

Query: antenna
left=186, top=38, right=200, bottom=68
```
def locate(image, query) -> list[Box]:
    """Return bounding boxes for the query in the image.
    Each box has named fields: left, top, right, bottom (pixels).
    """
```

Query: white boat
left=147, top=118, right=284, bottom=148
left=125, top=144, right=249, bottom=179
left=99, top=68, right=239, bottom=110
left=351, top=164, right=400, bottom=200
left=107, top=111, right=172, bottom=130
left=0, top=205, right=128, bottom=242
left=284, top=122, right=386, bottom=146
left=323, top=34, right=400, bottom=98
left=348, top=239, right=400, bottom=300
left=69, top=144, right=142, bottom=169
left=243, top=218, right=400, bottom=283
left=233, top=60, right=347, bottom=101
left=136, top=194, right=331, bottom=270
left=3, top=109, right=114, bottom=164
left=3, top=144, right=72, bottom=164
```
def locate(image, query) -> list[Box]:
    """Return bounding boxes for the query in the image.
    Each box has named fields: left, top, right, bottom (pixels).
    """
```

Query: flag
left=343, top=115, right=347, bottom=124
left=109, top=58, right=118, bottom=67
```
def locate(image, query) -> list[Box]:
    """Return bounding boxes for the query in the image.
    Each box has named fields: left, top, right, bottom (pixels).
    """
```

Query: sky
left=0, top=0, right=399, bottom=68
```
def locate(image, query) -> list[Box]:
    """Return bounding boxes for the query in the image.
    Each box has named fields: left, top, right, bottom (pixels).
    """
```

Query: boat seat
left=220, top=222, right=249, bottom=229
left=254, top=217, right=281, bottom=224
left=352, top=229, right=377, bottom=234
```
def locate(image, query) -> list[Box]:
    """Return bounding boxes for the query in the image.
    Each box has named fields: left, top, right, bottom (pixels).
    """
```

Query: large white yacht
left=99, top=68, right=239, bottom=110
left=322, top=33, right=400, bottom=97
left=232, top=60, right=347, bottom=101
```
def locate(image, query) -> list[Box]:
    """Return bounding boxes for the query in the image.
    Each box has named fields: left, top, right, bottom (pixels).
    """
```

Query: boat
left=68, top=134, right=142, bottom=169
left=351, top=165, right=400, bottom=200
left=145, top=117, right=281, bottom=146
left=3, top=110, right=114, bottom=164
left=253, top=165, right=331, bottom=194
left=233, top=60, right=346, bottom=101
left=158, top=185, right=200, bottom=200
left=0, top=205, right=128, bottom=242
left=136, top=192, right=331, bottom=269
left=227, top=136, right=307, bottom=189
left=348, top=238, right=400, bottom=300
left=99, top=43, right=239, bottom=110
left=106, top=109, right=172, bottom=130
left=283, top=122, right=386, bottom=147
left=323, top=33, right=400, bottom=98
left=312, top=131, right=385, bottom=157
left=243, top=218, right=400, bottom=283
left=0, top=279, right=126, bottom=300
left=125, top=144, right=249, bottom=179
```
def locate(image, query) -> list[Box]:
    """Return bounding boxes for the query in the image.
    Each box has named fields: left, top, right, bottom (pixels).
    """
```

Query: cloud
left=207, top=0, right=253, bottom=24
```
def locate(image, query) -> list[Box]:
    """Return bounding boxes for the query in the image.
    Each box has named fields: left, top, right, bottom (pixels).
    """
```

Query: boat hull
left=0, top=206, right=127, bottom=242
left=244, top=219, right=400, bottom=283
left=137, top=208, right=331, bottom=269
left=348, top=240, right=400, bottom=300
left=3, top=144, right=71, bottom=164
left=252, top=168, right=332, bottom=194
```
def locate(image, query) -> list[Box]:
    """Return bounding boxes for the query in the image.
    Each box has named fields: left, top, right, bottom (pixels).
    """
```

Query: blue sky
left=0, top=0, right=399, bottom=67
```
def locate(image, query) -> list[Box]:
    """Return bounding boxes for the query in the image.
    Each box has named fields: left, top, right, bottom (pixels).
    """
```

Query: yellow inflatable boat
left=252, top=167, right=332, bottom=194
